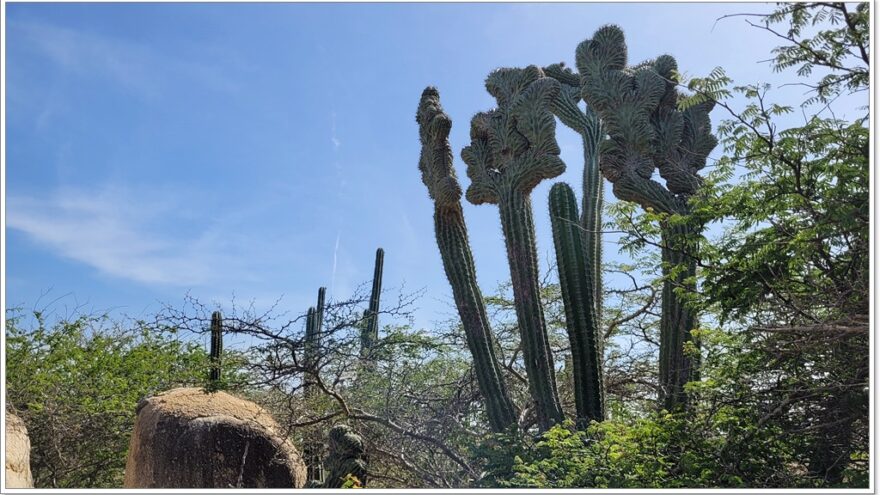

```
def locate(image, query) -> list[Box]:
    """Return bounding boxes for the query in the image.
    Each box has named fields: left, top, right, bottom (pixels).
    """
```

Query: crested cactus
left=209, top=311, right=223, bottom=384
left=461, top=66, right=565, bottom=430
left=576, top=25, right=716, bottom=410
left=360, top=248, right=384, bottom=357
left=549, top=182, right=604, bottom=425
left=321, top=425, right=368, bottom=488
left=416, top=87, right=519, bottom=432
left=544, top=62, right=605, bottom=332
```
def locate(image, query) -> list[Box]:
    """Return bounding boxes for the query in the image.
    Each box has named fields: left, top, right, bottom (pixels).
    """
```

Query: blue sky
left=4, top=2, right=864, bottom=331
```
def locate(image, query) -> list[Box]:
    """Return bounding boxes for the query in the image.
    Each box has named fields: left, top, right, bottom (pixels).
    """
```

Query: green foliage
left=766, top=2, right=869, bottom=106
left=700, top=102, right=868, bottom=324
left=5, top=310, right=228, bottom=488
left=476, top=326, right=867, bottom=488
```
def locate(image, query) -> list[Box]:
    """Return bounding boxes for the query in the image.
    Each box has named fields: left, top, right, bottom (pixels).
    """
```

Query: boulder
left=123, top=387, right=306, bottom=488
left=5, top=412, right=33, bottom=488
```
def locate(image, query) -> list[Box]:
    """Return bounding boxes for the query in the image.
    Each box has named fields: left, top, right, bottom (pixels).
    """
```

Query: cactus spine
left=549, top=183, right=604, bottom=425
left=461, top=66, right=566, bottom=430
left=416, top=87, right=518, bottom=432
left=577, top=25, right=716, bottom=410
left=360, top=248, right=383, bottom=356
left=209, top=311, right=223, bottom=384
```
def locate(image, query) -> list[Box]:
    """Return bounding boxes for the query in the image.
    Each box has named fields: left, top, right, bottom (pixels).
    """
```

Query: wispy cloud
left=330, top=230, right=341, bottom=297
left=330, top=111, right=341, bottom=150
left=7, top=185, right=262, bottom=287
left=9, top=20, right=241, bottom=99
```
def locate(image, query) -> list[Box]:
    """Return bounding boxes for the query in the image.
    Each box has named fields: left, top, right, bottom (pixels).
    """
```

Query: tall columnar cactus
left=543, top=62, right=605, bottom=331
left=415, top=87, right=519, bottom=432
left=461, top=66, right=566, bottom=430
left=315, top=287, right=326, bottom=336
left=304, top=306, right=318, bottom=395
left=209, top=311, right=223, bottom=384
left=304, top=288, right=327, bottom=484
left=305, top=286, right=326, bottom=385
left=576, top=25, right=716, bottom=410
left=549, top=183, right=604, bottom=425
left=360, top=248, right=384, bottom=356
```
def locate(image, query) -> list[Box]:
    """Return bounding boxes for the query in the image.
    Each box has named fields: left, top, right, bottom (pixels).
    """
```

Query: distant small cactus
left=360, top=249, right=384, bottom=357
left=209, top=311, right=223, bottom=385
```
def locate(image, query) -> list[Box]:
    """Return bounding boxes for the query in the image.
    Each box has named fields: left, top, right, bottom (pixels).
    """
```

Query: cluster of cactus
left=209, top=311, right=223, bottom=385
left=359, top=248, right=384, bottom=357
left=318, top=424, right=367, bottom=488
left=417, top=24, right=715, bottom=426
left=416, top=88, right=519, bottom=432
left=573, top=25, right=715, bottom=410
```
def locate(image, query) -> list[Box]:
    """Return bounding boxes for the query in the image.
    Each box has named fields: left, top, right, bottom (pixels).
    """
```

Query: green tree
left=5, top=310, right=221, bottom=488
left=685, top=1, right=869, bottom=485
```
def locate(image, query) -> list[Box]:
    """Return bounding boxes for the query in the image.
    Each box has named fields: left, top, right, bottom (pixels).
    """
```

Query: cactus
left=576, top=25, right=716, bottom=410
left=544, top=62, right=605, bottom=334
left=209, top=311, right=223, bottom=384
left=461, top=66, right=565, bottom=430
left=315, top=286, right=326, bottom=336
left=415, top=87, right=519, bottom=432
left=304, top=287, right=328, bottom=484
left=359, top=249, right=384, bottom=357
left=549, top=182, right=604, bottom=425
left=321, top=425, right=367, bottom=488
left=304, top=306, right=318, bottom=395
left=305, top=286, right=326, bottom=389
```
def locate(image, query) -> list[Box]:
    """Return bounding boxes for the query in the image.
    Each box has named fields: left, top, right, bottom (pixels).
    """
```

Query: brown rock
left=123, top=387, right=306, bottom=488
left=5, top=412, right=34, bottom=488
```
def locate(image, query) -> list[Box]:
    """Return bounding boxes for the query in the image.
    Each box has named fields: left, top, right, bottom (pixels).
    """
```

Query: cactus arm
left=544, top=62, right=606, bottom=341
left=416, top=87, right=518, bottom=432
left=581, top=110, right=605, bottom=331
left=498, top=188, right=565, bottom=429
left=549, top=183, right=605, bottom=425
left=461, top=66, right=567, bottom=430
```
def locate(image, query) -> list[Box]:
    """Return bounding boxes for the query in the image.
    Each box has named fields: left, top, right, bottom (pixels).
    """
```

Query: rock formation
left=123, top=387, right=306, bottom=488
left=5, top=412, right=33, bottom=488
